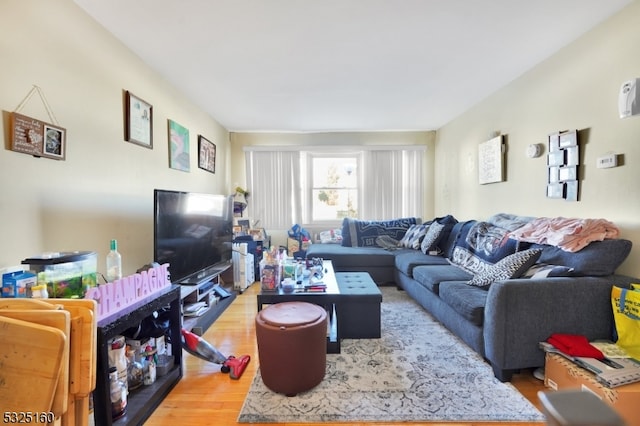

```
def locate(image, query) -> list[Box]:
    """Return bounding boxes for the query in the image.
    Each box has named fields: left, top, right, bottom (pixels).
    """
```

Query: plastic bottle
left=31, top=284, right=49, bottom=298
left=106, top=239, right=122, bottom=282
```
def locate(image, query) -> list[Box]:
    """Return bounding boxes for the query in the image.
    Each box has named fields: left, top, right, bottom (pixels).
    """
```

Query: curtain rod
left=243, top=145, right=428, bottom=152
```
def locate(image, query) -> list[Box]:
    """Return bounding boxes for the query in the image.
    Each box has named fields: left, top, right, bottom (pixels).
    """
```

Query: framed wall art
left=198, top=135, right=216, bottom=174
left=478, top=135, right=505, bottom=184
left=546, top=130, right=579, bottom=201
left=168, top=119, right=190, bottom=172
left=9, top=112, right=66, bottom=161
left=125, top=90, right=153, bottom=148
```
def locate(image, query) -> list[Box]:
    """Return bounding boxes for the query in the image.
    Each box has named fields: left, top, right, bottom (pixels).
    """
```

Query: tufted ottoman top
left=259, top=302, right=326, bottom=328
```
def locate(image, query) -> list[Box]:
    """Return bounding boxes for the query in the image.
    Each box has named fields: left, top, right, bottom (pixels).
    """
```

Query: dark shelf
left=185, top=291, right=237, bottom=335
left=93, top=285, right=182, bottom=426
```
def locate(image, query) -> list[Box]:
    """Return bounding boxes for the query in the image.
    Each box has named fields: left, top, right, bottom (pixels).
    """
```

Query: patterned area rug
left=238, top=287, right=545, bottom=423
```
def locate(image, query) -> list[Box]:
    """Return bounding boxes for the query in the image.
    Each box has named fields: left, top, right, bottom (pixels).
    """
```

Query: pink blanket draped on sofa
left=508, top=217, right=620, bottom=252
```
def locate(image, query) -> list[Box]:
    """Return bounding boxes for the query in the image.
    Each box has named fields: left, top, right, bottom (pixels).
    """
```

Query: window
left=245, top=146, right=424, bottom=229
left=306, top=154, right=360, bottom=222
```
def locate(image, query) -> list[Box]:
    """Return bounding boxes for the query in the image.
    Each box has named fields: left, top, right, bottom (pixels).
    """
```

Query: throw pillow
left=449, top=220, right=521, bottom=275
left=467, top=249, right=542, bottom=287
left=398, top=224, right=429, bottom=249
left=522, top=263, right=574, bottom=278
left=421, top=222, right=445, bottom=254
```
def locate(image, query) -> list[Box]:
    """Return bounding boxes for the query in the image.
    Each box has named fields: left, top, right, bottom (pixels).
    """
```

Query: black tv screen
left=154, top=189, right=233, bottom=284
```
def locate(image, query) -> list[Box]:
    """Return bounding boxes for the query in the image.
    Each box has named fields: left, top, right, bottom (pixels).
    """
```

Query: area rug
left=238, top=287, right=545, bottom=423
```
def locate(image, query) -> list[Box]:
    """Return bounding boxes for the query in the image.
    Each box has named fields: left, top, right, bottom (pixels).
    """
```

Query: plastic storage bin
left=22, top=251, right=97, bottom=298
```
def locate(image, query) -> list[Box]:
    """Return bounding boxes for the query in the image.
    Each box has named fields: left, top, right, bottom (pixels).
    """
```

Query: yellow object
left=611, top=285, right=640, bottom=360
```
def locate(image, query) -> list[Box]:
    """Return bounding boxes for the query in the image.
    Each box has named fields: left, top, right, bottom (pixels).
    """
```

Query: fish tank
left=22, top=251, right=97, bottom=298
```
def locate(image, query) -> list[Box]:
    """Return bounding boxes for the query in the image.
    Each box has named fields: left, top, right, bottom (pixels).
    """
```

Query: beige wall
left=230, top=131, right=435, bottom=247
left=0, top=0, right=230, bottom=276
left=434, top=2, right=640, bottom=277
left=2, top=0, right=639, bottom=279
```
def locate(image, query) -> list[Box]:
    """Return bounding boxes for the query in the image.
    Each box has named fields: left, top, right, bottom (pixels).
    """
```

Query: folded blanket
left=547, top=333, right=604, bottom=359
left=508, top=217, right=619, bottom=252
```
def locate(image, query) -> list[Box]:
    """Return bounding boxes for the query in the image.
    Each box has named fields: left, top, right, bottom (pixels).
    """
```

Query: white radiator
left=232, top=242, right=255, bottom=292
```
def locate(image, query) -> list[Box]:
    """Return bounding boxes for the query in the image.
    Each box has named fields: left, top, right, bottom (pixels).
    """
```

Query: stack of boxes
left=232, top=242, right=255, bottom=292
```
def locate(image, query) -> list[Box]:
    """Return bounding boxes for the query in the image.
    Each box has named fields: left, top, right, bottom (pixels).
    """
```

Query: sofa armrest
left=483, top=276, right=620, bottom=371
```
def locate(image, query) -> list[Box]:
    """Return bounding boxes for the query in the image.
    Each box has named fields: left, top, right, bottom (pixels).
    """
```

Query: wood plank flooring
left=145, top=284, right=546, bottom=426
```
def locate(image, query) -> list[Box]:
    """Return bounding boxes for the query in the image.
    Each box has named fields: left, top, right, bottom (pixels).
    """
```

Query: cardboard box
left=2, top=271, right=36, bottom=298
left=544, top=353, right=640, bottom=426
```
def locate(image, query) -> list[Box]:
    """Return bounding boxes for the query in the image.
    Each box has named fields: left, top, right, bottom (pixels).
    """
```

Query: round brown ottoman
left=255, top=301, right=327, bottom=396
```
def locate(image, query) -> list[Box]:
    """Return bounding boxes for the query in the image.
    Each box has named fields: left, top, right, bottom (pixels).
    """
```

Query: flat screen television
left=154, top=189, right=233, bottom=284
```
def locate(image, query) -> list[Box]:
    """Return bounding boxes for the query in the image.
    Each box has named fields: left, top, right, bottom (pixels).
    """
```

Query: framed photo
left=168, top=119, right=190, bottom=172
left=125, top=91, right=153, bottom=148
left=43, top=124, right=66, bottom=160
left=198, top=135, right=216, bottom=174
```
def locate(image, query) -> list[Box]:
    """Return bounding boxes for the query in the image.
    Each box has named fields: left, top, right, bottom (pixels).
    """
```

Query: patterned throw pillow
left=421, top=222, right=445, bottom=254
left=522, top=263, right=574, bottom=278
left=467, top=249, right=542, bottom=287
left=398, top=224, right=428, bottom=249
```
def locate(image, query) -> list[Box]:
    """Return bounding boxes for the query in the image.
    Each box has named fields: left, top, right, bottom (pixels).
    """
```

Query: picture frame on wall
left=43, top=124, right=66, bottom=160
left=168, top=119, right=190, bottom=172
left=478, top=135, right=505, bottom=184
left=125, top=90, right=153, bottom=148
left=197, top=135, right=216, bottom=174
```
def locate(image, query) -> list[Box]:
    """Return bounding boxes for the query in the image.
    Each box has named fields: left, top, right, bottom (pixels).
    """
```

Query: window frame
left=303, top=151, right=362, bottom=226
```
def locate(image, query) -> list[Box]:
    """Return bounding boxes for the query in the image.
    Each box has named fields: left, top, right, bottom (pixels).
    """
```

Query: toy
left=180, top=328, right=250, bottom=379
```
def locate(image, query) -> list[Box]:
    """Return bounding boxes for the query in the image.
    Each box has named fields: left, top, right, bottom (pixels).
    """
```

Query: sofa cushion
left=395, top=251, right=449, bottom=277
left=532, top=239, right=632, bottom=276
left=467, top=249, right=542, bottom=287
left=341, top=217, right=419, bottom=247
left=413, top=265, right=473, bottom=294
left=450, top=220, right=521, bottom=274
left=306, top=243, right=395, bottom=268
left=439, top=282, right=488, bottom=326
left=398, top=223, right=428, bottom=249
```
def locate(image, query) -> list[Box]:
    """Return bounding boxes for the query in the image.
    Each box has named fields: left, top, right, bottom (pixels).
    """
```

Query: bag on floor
left=611, top=284, right=640, bottom=360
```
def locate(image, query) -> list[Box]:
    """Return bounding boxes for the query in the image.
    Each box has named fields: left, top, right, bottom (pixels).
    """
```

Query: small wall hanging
left=197, top=135, right=216, bottom=174
left=9, top=85, right=66, bottom=160
left=168, top=119, right=190, bottom=172
left=124, top=90, right=153, bottom=148
left=478, top=135, right=504, bottom=184
left=546, top=130, right=579, bottom=201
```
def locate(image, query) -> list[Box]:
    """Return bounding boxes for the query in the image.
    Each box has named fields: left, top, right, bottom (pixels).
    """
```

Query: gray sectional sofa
left=306, top=214, right=634, bottom=381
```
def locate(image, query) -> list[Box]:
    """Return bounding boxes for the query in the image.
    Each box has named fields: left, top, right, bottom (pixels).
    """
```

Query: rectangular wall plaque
left=9, top=112, right=66, bottom=160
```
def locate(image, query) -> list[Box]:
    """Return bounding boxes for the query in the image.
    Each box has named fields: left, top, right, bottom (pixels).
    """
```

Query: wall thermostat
left=619, top=78, right=640, bottom=118
left=526, top=143, right=542, bottom=158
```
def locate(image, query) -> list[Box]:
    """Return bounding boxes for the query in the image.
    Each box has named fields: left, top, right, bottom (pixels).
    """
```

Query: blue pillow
left=451, top=220, right=520, bottom=274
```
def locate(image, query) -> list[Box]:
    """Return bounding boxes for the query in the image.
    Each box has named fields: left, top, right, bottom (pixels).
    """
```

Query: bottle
left=109, top=366, right=127, bottom=420
left=106, top=239, right=122, bottom=282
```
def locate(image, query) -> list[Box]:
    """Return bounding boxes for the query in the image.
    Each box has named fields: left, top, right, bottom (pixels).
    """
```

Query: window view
left=311, top=156, right=358, bottom=221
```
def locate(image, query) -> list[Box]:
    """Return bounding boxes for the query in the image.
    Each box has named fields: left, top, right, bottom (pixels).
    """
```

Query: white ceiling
left=74, top=0, right=631, bottom=133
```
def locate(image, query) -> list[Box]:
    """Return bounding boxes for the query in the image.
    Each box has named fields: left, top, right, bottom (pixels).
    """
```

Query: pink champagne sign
left=85, top=263, right=171, bottom=321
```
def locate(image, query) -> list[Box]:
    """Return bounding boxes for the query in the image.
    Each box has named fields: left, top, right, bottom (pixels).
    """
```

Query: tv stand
left=180, top=264, right=236, bottom=335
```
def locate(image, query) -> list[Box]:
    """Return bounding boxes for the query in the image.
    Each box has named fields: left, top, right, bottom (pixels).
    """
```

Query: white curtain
left=246, top=146, right=424, bottom=227
left=245, top=150, right=302, bottom=229
left=361, top=150, right=423, bottom=220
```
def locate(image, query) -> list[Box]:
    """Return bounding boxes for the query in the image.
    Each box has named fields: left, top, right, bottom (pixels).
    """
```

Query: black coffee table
left=257, top=261, right=382, bottom=353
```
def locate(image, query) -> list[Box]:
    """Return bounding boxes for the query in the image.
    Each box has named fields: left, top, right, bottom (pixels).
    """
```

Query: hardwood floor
left=145, top=284, right=547, bottom=426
